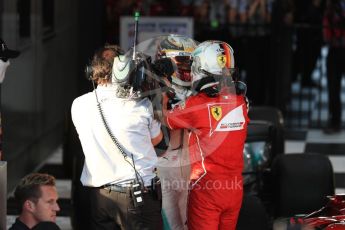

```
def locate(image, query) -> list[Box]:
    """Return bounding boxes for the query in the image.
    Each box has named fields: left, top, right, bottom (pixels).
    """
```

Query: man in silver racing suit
left=155, top=34, right=197, bottom=230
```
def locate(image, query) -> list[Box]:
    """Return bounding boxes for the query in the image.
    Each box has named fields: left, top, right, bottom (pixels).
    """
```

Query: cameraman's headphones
left=111, top=54, right=133, bottom=86
left=112, top=51, right=155, bottom=94
left=85, top=64, right=93, bottom=81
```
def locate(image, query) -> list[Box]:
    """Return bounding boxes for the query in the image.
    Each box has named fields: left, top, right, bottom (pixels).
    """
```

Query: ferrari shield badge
left=217, top=55, right=226, bottom=68
left=211, top=106, right=222, bottom=121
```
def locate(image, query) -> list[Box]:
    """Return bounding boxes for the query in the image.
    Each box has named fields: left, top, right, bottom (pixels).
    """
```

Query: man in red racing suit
left=163, top=40, right=249, bottom=230
left=165, top=87, right=249, bottom=230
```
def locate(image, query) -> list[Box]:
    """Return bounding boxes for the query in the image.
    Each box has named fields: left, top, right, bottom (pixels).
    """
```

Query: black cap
left=0, top=38, right=20, bottom=59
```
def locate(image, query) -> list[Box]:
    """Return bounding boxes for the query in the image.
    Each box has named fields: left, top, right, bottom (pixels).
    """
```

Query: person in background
left=245, top=0, right=274, bottom=106
left=9, top=173, right=61, bottom=230
left=0, top=38, right=20, bottom=82
left=323, top=0, right=345, bottom=134
left=268, top=0, right=295, bottom=112
left=163, top=40, right=249, bottom=230
left=0, top=38, right=20, bottom=160
left=293, top=0, right=325, bottom=88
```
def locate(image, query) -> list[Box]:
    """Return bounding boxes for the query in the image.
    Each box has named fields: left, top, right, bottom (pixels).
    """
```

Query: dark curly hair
left=91, top=44, right=123, bottom=85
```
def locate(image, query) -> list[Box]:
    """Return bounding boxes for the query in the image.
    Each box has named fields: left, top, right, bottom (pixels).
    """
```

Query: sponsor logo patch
left=219, top=122, right=244, bottom=129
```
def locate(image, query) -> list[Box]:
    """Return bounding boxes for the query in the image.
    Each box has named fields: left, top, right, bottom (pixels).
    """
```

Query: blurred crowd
left=104, top=0, right=323, bottom=107
left=104, top=0, right=292, bottom=43
left=105, top=0, right=345, bottom=131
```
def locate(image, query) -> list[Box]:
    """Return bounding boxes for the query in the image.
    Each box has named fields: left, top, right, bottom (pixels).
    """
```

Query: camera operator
left=71, top=44, right=165, bottom=230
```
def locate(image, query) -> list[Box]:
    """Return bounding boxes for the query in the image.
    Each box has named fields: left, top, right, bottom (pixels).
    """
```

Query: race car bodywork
left=289, top=195, right=345, bottom=229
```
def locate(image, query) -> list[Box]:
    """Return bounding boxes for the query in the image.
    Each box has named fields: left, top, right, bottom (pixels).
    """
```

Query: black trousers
left=326, top=47, right=345, bottom=127
left=88, top=187, right=162, bottom=230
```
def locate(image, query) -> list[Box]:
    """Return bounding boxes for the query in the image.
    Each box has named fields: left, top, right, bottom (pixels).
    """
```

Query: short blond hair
left=14, top=173, right=56, bottom=211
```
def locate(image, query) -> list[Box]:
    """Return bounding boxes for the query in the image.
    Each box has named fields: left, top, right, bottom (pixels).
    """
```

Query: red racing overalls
left=166, top=88, right=249, bottom=230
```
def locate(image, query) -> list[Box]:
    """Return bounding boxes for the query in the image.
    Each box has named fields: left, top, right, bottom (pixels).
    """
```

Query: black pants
left=326, top=47, right=345, bottom=127
left=88, top=187, right=162, bottom=230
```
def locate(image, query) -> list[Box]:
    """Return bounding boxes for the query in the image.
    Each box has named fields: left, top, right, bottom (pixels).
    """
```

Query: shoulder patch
left=208, top=104, right=246, bottom=135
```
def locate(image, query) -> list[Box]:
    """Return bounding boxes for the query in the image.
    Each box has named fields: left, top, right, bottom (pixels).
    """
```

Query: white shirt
left=71, top=84, right=161, bottom=187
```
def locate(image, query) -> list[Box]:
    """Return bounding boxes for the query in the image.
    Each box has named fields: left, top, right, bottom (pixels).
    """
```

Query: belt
left=101, top=184, right=152, bottom=193
left=101, top=184, right=131, bottom=193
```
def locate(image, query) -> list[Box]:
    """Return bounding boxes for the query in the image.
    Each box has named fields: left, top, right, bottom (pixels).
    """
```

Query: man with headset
left=71, top=44, right=165, bottom=230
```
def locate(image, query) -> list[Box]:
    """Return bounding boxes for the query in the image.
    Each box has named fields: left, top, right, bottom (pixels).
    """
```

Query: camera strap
left=93, top=84, right=143, bottom=187
left=95, top=96, right=146, bottom=207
